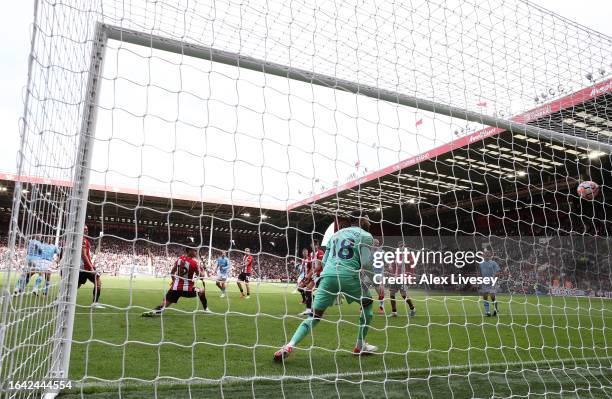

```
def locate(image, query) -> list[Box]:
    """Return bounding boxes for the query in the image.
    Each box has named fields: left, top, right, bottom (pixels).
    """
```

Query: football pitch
left=4, top=275, right=611, bottom=398
left=52, top=276, right=611, bottom=398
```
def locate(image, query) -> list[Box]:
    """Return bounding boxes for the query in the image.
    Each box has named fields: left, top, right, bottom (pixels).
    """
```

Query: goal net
left=1, top=0, right=611, bottom=397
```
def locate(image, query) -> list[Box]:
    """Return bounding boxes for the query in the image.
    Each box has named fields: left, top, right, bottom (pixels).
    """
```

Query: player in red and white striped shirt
left=299, top=239, right=325, bottom=316
left=78, top=225, right=104, bottom=308
left=297, top=248, right=312, bottom=315
left=310, top=239, right=325, bottom=282
left=237, top=248, right=253, bottom=299
left=142, top=245, right=209, bottom=316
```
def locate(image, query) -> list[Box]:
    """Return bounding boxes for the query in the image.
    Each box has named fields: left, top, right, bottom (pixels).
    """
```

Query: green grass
left=4, top=275, right=612, bottom=397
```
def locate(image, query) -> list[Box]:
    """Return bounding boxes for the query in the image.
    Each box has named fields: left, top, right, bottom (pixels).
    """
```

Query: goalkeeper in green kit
left=274, top=211, right=377, bottom=362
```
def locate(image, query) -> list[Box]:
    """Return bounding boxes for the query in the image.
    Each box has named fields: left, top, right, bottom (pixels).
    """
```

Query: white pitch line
left=70, top=311, right=612, bottom=318
left=75, top=355, right=612, bottom=389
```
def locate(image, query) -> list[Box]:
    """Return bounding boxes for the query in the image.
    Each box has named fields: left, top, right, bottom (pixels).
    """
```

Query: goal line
left=72, top=355, right=612, bottom=389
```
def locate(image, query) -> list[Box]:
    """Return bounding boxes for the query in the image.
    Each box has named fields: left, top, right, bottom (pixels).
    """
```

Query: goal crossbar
left=103, top=23, right=612, bottom=153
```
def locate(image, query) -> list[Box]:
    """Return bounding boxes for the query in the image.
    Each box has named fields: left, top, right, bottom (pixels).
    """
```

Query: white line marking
left=71, top=312, right=612, bottom=319
left=75, top=356, right=612, bottom=388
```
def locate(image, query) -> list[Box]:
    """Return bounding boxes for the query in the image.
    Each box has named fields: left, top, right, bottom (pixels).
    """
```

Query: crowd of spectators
left=80, top=236, right=298, bottom=282
left=1, top=223, right=610, bottom=297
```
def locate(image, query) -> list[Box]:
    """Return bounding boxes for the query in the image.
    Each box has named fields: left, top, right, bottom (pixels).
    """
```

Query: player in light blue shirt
left=15, top=237, right=43, bottom=294
left=32, top=242, right=60, bottom=296
left=479, top=250, right=500, bottom=317
left=26, top=238, right=43, bottom=263
left=214, top=251, right=231, bottom=297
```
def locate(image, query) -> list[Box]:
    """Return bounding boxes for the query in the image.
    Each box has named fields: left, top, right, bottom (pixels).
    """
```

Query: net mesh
left=1, top=0, right=611, bottom=398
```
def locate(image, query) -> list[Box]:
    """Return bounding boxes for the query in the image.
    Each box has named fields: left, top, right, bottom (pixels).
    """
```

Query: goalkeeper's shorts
left=313, top=275, right=371, bottom=310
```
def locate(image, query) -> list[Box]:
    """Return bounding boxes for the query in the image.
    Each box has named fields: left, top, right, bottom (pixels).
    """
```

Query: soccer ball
left=577, top=181, right=599, bottom=200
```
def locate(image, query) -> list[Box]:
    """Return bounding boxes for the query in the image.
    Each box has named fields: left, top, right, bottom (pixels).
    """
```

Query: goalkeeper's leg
left=354, top=298, right=375, bottom=354
left=273, top=308, right=324, bottom=362
left=290, top=309, right=324, bottom=346
left=274, top=276, right=337, bottom=362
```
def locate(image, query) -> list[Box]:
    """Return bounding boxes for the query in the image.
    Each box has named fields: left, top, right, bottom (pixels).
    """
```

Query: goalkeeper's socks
left=357, top=303, right=373, bottom=344
left=483, top=300, right=490, bottom=314
left=44, top=281, right=50, bottom=295
left=289, top=317, right=320, bottom=346
left=493, top=301, right=498, bottom=311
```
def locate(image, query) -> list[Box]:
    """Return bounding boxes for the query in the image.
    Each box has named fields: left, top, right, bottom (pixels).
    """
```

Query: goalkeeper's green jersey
left=320, top=226, right=374, bottom=278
